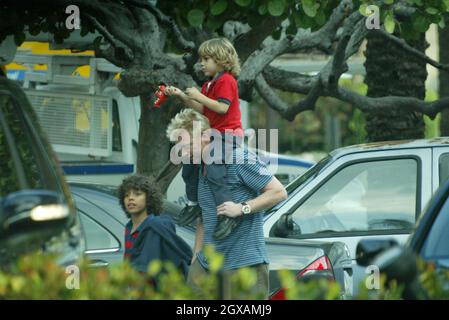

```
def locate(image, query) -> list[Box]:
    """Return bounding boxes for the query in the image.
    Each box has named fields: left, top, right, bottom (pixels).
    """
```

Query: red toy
left=154, top=83, right=167, bottom=108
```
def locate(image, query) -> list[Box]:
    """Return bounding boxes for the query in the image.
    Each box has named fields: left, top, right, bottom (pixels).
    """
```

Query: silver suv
left=264, top=138, right=449, bottom=295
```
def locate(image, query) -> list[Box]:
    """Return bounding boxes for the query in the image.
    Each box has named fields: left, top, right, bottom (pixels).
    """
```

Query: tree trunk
left=137, top=96, right=173, bottom=178
left=439, top=24, right=449, bottom=136
left=118, top=64, right=193, bottom=188
left=364, top=32, right=427, bottom=142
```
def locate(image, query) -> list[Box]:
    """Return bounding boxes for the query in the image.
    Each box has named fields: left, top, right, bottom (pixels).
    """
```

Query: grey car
left=264, top=138, right=449, bottom=295
left=70, top=183, right=352, bottom=298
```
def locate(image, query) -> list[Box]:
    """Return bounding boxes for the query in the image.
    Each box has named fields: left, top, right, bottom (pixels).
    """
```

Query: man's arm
left=191, top=217, right=204, bottom=263
left=246, top=177, right=287, bottom=213
left=216, top=177, right=287, bottom=217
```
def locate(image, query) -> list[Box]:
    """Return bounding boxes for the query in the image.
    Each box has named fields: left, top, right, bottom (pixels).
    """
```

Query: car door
left=73, top=193, right=124, bottom=267
left=0, top=84, right=82, bottom=264
left=431, top=146, right=449, bottom=193
left=264, top=148, right=432, bottom=295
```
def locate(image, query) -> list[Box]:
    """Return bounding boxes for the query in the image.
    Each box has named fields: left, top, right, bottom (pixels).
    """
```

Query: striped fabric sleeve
left=236, top=160, right=273, bottom=193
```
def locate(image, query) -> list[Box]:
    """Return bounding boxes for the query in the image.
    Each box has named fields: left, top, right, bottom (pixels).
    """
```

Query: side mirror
left=0, top=189, right=70, bottom=253
left=356, top=238, right=399, bottom=267
left=270, top=213, right=295, bottom=237
left=372, top=246, right=421, bottom=299
left=373, top=246, right=417, bottom=283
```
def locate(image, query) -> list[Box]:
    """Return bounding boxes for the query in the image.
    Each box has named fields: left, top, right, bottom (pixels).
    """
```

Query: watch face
left=242, top=205, right=251, bottom=214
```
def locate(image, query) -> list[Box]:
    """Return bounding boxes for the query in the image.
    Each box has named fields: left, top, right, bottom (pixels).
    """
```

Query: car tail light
left=298, top=255, right=332, bottom=277
left=270, top=255, right=334, bottom=300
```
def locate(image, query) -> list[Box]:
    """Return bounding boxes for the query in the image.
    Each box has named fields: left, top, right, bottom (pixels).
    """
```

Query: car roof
left=330, top=137, right=449, bottom=159
left=69, top=183, right=182, bottom=224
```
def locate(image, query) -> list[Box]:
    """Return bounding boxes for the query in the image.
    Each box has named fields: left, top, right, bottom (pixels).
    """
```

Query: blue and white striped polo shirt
left=196, top=149, right=273, bottom=270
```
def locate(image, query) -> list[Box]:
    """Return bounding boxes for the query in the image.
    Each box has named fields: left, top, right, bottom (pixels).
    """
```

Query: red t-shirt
left=201, top=72, right=243, bottom=135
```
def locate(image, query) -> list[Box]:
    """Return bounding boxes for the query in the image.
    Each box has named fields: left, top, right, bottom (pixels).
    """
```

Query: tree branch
left=233, top=16, right=283, bottom=63
left=263, top=66, right=314, bottom=94
left=84, top=14, right=134, bottom=63
left=238, top=0, right=353, bottom=100
left=336, top=86, right=449, bottom=120
left=155, top=161, right=181, bottom=195
left=254, top=74, right=289, bottom=115
left=373, top=28, right=449, bottom=73
left=125, top=0, right=195, bottom=52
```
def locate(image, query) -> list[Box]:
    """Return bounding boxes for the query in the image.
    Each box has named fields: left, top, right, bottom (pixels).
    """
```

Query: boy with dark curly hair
left=118, top=175, right=192, bottom=277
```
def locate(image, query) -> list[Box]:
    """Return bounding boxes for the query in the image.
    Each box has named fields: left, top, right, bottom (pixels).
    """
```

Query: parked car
left=263, top=138, right=449, bottom=296
left=0, top=76, right=83, bottom=267
left=69, top=182, right=353, bottom=298
left=356, top=176, right=449, bottom=299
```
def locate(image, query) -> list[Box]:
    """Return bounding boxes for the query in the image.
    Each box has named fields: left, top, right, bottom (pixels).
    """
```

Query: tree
left=2, top=0, right=449, bottom=191
left=439, top=18, right=449, bottom=135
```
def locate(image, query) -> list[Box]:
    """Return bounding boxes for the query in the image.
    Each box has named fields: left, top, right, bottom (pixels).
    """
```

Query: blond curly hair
left=166, top=109, right=210, bottom=141
left=198, top=38, right=241, bottom=77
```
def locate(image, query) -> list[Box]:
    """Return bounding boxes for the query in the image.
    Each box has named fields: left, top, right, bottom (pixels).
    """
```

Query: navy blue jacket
left=129, top=214, right=192, bottom=278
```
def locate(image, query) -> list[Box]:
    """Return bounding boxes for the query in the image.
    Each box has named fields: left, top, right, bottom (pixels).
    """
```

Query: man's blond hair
left=166, top=109, right=210, bottom=141
left=198, top=38, right=241, bottom=77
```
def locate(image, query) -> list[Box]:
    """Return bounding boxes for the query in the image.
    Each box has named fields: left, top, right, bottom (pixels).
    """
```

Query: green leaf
left=425, top=7, right=439, bottom=15
left=258, top=3, right=267, bottom=15
left=234, top=0, right=251, bottom=7
left=302, top=0, right=319, bottom=17
left=211, top=0, right=228, bottom=15
left=383, top=0, right=394, bottom=4
left=315, top=9, right=326, bottom=26
left=187, top=9, right=204, bottom=26
left=359, top=4, right=369, bottom=17
left=439, top=16, right=446, bottom=28
left=268, top=0, right=286, bottom=17
left=206, top=17, right=224, bottom=31
left=384, top=13, right=395, bottom=33
left=444, top=0, right=449, bottom=12
left=413, top=15, right=430, bottom=32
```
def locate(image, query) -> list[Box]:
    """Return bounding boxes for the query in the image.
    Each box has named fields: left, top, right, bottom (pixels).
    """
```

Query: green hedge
left=0, top=247, right=447, bottom=300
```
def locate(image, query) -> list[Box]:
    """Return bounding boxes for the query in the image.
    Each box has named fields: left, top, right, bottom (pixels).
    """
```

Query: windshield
left=264, top=155, right=332, bottom=216
left=285, top=155, right=332, bottom=194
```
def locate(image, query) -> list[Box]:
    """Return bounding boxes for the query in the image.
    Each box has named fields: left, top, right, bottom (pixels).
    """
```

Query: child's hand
left=164, top=86, right=183, bottom=97
left=185, top=87, right=202, bottom=100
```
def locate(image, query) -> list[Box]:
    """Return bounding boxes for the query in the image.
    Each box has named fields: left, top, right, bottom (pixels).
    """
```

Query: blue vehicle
left=356, top=176, right=449, bottom=299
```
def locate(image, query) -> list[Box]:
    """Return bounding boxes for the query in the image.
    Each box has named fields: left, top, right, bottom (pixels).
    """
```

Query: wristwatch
left=241, top=202, right=251, bottom=215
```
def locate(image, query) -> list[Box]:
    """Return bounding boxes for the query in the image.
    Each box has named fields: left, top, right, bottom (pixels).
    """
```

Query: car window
left=439, top=153, right=449, bottom=185
left=112, top=100, right=122, bottom=152
left=0, top=93, right=43, bottom=196
left=421, top=196, right=449, bottom=262
left=79, top=211, right=120, bottom=251
left=289, top=159, right=417, bottom=236
left=0, top=98, right=20, bottom=196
